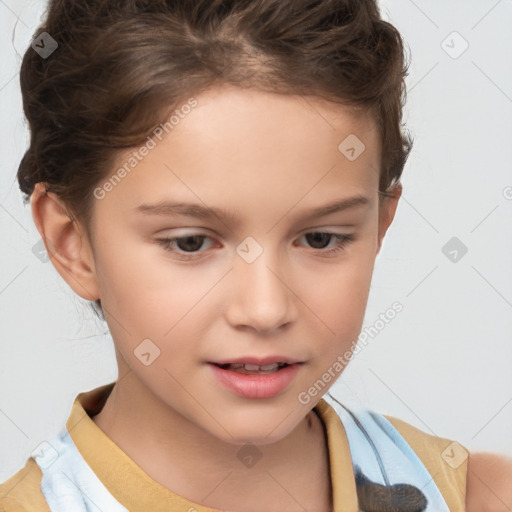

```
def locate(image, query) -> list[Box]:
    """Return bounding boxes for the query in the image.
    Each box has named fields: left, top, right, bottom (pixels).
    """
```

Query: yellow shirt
left=0, top=383, right=467, bottom=511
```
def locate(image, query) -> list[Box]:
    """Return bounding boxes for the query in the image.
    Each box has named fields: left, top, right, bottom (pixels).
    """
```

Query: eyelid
left=155, top=228, right=356, bottom=260
left=155, top=227, right=353, bottom=243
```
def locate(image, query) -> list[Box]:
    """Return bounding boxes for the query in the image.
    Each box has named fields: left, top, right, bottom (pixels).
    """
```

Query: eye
left=155, top=231, right=355, bottom=260
left=298, top=232, right=355, bottom=256
left=156, top=234, right=213, bottom=259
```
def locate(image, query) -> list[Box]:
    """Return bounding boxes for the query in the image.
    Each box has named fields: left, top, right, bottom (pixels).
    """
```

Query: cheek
left=93, top=219, right=376, bottom=362
left=92, top=238, right=218, bottom=356
left=303, top=246, right=376, bottom=358
left=307, top=250, right=375, bottom=316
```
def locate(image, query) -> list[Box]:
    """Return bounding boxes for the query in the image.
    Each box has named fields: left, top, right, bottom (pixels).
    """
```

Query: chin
left=206, top=416, right=300, bottom=447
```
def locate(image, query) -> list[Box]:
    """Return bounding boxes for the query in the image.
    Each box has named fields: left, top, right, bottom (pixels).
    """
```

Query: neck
left=91, top=363, right=332, bottom=512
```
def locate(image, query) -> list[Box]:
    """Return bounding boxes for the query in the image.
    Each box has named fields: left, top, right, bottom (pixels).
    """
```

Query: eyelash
left=155, top=232, right=355, bottom=260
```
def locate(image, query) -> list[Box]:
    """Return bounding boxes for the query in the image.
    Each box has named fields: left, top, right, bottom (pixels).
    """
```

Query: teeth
left=219, top=362, right=286, bottom=372
left=243, top=364, right=261, bottom=371
left=243, top=363, right=282, bottom=371
left=259, top=363, right=280, bottom=371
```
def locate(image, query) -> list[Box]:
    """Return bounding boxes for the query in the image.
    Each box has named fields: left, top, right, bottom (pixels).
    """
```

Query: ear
left=376, top=182, right=402, bottom=255
left=30, top=182, right=100, bottom=301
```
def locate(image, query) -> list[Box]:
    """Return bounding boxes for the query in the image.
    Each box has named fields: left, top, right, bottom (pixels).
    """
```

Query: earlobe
left=376, top=183, right=402, bottom=255
left=30, top=182, right=100, bottom=302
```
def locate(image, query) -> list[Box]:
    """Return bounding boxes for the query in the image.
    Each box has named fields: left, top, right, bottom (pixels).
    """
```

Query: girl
left=1, top=1, right=511, bottom=510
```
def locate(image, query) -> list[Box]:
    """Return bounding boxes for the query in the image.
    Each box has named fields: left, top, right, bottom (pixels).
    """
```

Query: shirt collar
left=66, top=383, right=358, bottom=512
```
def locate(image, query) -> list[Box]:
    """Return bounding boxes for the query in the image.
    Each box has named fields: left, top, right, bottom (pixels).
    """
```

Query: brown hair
left=17, top=0, right=413, bottom=321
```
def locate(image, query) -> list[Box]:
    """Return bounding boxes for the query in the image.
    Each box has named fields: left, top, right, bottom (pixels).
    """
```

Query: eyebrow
left=135, top=195, right=370, bottom=224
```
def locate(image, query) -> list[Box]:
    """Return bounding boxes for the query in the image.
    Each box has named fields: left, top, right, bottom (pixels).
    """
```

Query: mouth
left=207, top=361, right=303, bottom=399
left=210, top=362, right=292, bottom=375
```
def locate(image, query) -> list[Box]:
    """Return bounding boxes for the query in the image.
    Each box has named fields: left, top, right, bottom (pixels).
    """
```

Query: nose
left=225, top=245, right=298, bottom=333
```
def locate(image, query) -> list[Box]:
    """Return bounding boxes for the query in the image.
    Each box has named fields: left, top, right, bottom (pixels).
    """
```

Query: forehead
left=178, top=84, right=379, bottom=157
left=102, top=85, right=381, bottom=218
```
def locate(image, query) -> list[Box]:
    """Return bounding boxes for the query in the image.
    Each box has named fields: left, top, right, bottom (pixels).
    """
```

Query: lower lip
left=208, top=363, right=302, bottom=399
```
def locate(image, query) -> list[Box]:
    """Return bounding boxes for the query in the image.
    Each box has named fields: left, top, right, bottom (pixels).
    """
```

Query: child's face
left=70, top=84, right=399, bottom=443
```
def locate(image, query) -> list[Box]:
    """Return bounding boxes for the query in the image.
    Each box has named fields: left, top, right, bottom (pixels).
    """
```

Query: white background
left=1, top=0, right=511, bottom=483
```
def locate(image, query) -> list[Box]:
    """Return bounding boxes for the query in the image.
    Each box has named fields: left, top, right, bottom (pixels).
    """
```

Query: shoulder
left=382, top=414, right=468, bottom=510
left=320, top=397, right=467, bottom=510
left=0, top=457, right=50, bottom=512
left=466, top=451, right=512, bottom=512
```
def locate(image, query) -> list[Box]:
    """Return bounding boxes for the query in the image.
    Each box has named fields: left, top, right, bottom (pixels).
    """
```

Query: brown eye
left=156, top=234, right=213, bottom=258
left=304, top=232, right=332, bottom=249
left=174, top=235, right=207, bottom=252
left=300, top=232, right=355, bottom=255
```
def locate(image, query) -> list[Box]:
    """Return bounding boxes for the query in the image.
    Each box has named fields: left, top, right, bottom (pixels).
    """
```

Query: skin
left=30, top=84, right=512, bottom=511
left=466, top=453, right=512, bottom=511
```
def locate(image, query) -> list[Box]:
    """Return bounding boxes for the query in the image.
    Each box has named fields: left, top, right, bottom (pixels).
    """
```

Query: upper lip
left=209, top=356, right=304, bottom=366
